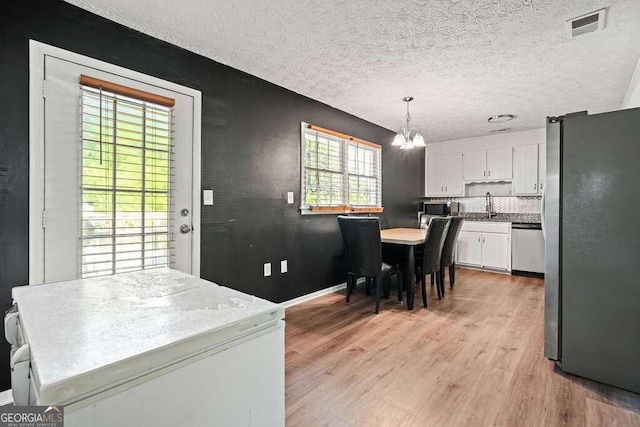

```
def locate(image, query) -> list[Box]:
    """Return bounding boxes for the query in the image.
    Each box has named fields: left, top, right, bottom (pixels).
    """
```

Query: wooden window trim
left=79, top=75, right=175, bottom=107
left=307, top=124, right=381, bottom=150
left=309, top=205, right=384, bottom=214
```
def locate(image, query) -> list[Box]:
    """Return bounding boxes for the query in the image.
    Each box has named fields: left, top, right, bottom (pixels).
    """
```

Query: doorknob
left=180, top=224, right=193, bottom=234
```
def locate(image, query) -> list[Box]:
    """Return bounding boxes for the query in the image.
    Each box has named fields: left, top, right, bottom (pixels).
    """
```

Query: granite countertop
left=458, top=213, right=541, bottom=224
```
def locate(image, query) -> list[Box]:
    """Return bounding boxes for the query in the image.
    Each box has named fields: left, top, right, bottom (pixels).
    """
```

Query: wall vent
left=567, top=9, right=606, bottom=38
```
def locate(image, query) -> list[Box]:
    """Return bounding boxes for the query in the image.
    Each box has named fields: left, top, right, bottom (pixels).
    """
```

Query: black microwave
left=419, top=201, right=460, bottom=216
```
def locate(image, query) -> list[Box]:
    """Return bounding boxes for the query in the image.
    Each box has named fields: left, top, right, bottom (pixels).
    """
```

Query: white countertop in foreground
left=13, top=268, right=283, bottom=405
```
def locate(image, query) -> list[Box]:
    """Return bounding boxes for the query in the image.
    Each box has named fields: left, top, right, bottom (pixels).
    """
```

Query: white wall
left=426, top=128, right=545, bottom=155
left=622, top=56, right=640, bottom=109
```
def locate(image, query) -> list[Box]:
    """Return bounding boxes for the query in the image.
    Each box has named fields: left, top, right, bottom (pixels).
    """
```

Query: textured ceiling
left=65, top=0, right=640, bottom=143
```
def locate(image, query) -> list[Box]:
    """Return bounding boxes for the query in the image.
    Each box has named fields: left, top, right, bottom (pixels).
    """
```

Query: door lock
left=180, top=224, right=193, bottom=234
left=180, top=208, right=190, bottom=217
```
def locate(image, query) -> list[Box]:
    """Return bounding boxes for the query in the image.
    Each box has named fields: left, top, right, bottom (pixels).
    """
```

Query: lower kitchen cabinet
left=456, top=231, right=482, bottom=266
left=456, top=222, right=511, bottom=271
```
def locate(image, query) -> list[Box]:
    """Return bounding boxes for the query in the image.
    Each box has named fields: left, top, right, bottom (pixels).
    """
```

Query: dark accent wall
left=0, top=0, right=424, bottom=390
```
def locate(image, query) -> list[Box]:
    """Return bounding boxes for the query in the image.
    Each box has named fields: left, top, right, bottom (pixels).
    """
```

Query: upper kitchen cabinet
left=513, top=143, right=546, bottom=195
left=538, top=143, right=546, bottom=193
left=462, top=147, right=512, bottom=182
left=426, top=152, right=463, bottom=196
left=462, top=150, right=487, bottom=181
left=486, top=147, right=512, bottom=180
left=513, top=144, right=538, bottom=194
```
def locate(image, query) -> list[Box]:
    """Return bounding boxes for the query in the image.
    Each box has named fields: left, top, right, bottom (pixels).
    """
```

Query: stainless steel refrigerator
left=544, top=109, right=640, bottom=394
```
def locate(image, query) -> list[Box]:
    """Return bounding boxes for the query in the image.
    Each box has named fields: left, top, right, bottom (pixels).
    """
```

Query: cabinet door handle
left=482, top=237, right=485, bottom=243
left=445, top=186, right=448, bottom=192
left=441, top=187, right=444, bottom=192
left=488, top=170, right=491, bottom=177
left=534, top=183, right=537, bottom=190
left=483, top=170, right=486, bottom=177
left=478, top=237, right=481, bottom=242
left=540, top=183, right=543, bottom=191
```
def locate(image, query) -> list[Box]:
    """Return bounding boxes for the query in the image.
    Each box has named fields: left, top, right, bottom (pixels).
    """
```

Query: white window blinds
left=302, top=124, right=382, bottom=213
left=80, top=85, right=174, bottom=277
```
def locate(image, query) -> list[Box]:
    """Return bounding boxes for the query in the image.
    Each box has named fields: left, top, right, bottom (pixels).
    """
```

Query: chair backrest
left=337, top=216, right=382, bottom=278
left=441, top=217, right=465, bottom=267
left=421, top=217, right=451, bottom=275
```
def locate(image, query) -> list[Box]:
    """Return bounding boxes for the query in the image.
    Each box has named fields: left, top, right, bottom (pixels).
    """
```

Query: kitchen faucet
left=486, top=192, right=496, bottom=219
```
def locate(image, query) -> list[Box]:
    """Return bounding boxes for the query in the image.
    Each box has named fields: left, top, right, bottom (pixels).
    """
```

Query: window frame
left=300, top=122, right=383, bottom=215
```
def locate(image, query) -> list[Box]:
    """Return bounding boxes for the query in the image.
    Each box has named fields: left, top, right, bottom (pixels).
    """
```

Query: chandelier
left=392, top=97, right=426, bottom=150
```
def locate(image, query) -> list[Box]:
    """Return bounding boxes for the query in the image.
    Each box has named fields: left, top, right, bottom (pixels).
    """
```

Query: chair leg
left=346, top=274, right=353, bottom=302
left=383, top=275, right=391, bottom=299
left=435, top=271, right=442, bottom=300
left=421, top=276, right=427, bottom=308
left=440, top=269, right=445, bottom=297
left=375, top=277, right=381, bottom=314
left=430, top=273, right=435, bottom=286
left=450, top=263, right=455, bottom=288
left=397, top=272, right=403, bottom=302
left=365, top=277, right=371, bottom=295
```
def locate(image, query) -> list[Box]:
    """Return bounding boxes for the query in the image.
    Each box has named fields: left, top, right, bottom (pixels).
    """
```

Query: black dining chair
left=338, top=216, right=403, bottom=314
left=416, top=217, right=450, bottom=307
left=438, top=217, right=465, bottom=297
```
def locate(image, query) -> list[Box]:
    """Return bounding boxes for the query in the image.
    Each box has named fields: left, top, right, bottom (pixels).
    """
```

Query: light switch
left=280, top=260, right=288, bottom=274
left=203, top=190, right=214, bottom=206
left=287, top=191, right=294, bottom=204
left=263, top=263, right=271, bottom=277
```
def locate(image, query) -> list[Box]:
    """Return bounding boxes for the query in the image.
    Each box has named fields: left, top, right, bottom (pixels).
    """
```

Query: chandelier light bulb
left=392, top=133, right=405, bottom=146
left=412, top=133, right=426, bottom=147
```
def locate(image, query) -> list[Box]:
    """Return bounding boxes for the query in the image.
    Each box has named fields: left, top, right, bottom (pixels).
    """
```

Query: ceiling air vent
left=567, top=9, right=606, bottom=38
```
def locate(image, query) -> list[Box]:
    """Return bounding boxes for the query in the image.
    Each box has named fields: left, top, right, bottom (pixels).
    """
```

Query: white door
left=456, top=231, right=482, bottom=266
left=427, top=153, right=444, bottom=196
left=445, top=152, right=464, bottom=196
left=486, top=147, right=512, bottom=180
left=481, top=233, right=510, bottom=270
left=512, top=144, right=538, bottom=195
left=538, top=143, right=546, bottom=194
left=462, top=150, right=486, bottom=182
left=37, top=53, right=198, bottom=283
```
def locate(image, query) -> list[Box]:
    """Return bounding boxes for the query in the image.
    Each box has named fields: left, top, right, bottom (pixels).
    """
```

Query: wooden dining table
left=380, top=228, right=427, bottom=310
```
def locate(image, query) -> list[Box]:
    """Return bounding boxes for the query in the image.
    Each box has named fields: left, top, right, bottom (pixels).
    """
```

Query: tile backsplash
left=426, top=195, right=542, bottom=214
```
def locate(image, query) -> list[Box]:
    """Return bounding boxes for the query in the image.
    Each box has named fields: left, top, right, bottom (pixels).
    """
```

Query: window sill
left=300, top=206, right=384, bottom=215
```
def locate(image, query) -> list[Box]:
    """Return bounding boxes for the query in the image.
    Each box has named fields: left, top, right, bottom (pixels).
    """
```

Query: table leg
left=407, top=245, right=415, bottom=310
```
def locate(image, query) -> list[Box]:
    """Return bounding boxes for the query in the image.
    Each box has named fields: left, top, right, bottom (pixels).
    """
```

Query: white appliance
left=5, top=268, right=285, bottom=426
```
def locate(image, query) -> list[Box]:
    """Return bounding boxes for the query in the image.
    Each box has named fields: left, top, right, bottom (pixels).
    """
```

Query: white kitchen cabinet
left=512, top=143, right=546, bottom=195
left=487, top=147, right=512, bottom=180
left=427, top=152, right=463, bottom=196
left=462, top=150, right=487, bottom=182
left=456, top=222, right=511, bottom=271
left=427, top=153, right=444, bottom=196
left=481, top=233, right=510, bottom=270
left=462, top=147, right=512, bottom=182
left=456, top=231, right=482, bottom=266
left=538, top=143, right=546, bottom=193
left=512, top=144, right=539, bottom=195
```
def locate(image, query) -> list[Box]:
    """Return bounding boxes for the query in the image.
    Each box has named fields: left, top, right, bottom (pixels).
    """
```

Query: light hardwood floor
left=285, top=269, right=640, bottom=426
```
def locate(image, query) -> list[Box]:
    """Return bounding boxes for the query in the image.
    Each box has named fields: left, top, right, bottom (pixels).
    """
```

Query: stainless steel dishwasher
left=511, top=223, right=545, bottom=277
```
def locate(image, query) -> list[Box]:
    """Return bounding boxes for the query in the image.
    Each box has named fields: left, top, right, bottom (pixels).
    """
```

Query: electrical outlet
left=287, top=191, right=294, bottom=204
left=280, top=260, right=288, bottom=273
left=263, top=263, right=271, bottom=277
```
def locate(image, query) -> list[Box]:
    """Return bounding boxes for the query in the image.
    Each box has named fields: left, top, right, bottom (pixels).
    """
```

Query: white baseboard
left=280, top=282, right=347, bottom=309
